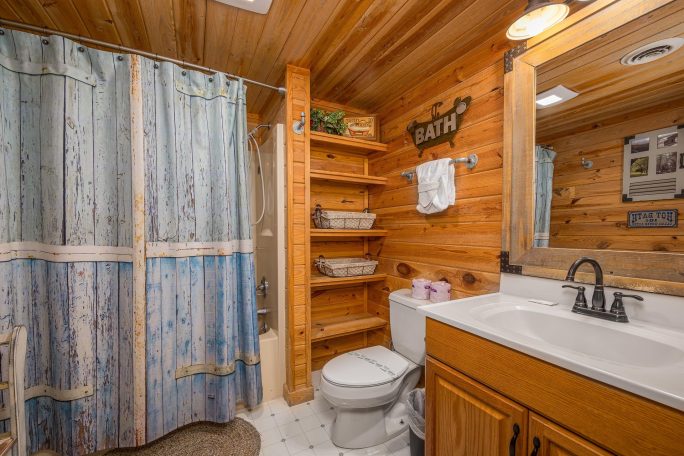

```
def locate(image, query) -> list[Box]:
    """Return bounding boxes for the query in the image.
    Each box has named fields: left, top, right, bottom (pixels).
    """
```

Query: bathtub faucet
left=257, top=308, right=270, bottom=334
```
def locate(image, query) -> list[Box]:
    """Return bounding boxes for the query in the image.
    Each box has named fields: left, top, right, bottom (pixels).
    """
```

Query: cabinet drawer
left=426, top=318, right=684, bottom=456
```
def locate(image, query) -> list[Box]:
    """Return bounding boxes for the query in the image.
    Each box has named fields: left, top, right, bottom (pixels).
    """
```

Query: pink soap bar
left=429, top=281, right=452, bottom=303
left=411, top=278, right=431, bottom=300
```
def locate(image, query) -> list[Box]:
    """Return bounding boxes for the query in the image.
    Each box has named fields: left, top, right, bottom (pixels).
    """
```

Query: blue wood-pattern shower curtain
left=141, top=59, right=261, bottom=441
left=0, top=28, right=261, bottom=455
left=0, top=29, right=135, bottom=455
left=534, top=146, right=557, bottom=248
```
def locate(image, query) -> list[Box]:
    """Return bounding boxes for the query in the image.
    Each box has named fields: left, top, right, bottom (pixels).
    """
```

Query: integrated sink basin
left=472, top=304, right=684, bottom=368
left=419, top=293, right=684, bottom=411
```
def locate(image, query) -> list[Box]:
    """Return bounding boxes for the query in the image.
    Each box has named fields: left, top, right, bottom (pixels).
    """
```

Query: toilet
left=320, top=289, right=428, bottom=449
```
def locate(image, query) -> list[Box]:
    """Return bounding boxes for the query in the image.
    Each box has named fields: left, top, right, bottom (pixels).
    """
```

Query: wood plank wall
left=284, top=65, right=313, bottom=405
left=368, top=53, right=512, bottom=344
left=545, top=98, right=684, bottom=252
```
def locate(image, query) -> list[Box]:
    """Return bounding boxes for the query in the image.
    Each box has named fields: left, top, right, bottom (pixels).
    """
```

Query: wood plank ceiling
left=0, top=0, right=529, bottom=115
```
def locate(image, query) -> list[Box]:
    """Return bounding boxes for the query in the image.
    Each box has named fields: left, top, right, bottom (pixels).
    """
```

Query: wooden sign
left=344, top=115, right=377, bottom=141
left=407, top=96, right=471, bottom=156
left=627, top=209, right=678, bottom=228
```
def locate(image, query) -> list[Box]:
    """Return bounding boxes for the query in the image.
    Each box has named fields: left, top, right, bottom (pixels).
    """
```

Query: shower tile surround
left=244, top=371, right=411, bottom=456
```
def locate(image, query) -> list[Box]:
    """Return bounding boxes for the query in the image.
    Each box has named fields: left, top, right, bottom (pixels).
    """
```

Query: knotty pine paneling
left=284, top=65, right=313, bottom=405
left=369, top=57, right=511, bottom=343
left=1, top=0, right=533, bottom=115
left=547, top=98, right=684, bottom=252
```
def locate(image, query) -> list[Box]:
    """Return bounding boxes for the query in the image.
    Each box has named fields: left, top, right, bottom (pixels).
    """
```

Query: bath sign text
left=406, top=96, right=471, bottom=156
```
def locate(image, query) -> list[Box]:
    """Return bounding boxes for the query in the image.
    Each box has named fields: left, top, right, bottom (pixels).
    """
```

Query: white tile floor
left=239, top=371, right=412, bottom=456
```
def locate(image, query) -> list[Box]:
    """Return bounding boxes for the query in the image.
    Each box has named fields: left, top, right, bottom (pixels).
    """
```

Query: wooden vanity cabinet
left=426, top=357, right=527, bottom=456
left=426, top=357, right=606, bottom=456
left=425, top=318, right=684, bottom=456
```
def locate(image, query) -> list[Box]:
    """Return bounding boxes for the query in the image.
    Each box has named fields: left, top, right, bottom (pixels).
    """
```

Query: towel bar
left=400, top=153, right=478, bottom=183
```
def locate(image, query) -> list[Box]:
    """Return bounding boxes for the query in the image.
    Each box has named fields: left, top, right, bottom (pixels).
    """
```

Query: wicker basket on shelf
left=315, top=255, right=378, bottom=278
left=312, top=204, right=376, bottom=230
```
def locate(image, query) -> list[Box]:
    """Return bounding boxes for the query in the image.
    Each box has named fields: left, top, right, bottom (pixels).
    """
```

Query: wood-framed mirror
left=502, top=0, right=684, bottom=296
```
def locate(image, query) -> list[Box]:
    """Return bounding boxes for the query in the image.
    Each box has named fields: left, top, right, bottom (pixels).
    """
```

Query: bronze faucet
left=563, top=257, right=641, bottom=323
left=565, top=257, right=605, bottom=311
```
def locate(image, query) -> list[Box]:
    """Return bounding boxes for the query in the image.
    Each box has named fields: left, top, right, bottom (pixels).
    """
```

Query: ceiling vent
left=620, top=37, right=684, bottom=66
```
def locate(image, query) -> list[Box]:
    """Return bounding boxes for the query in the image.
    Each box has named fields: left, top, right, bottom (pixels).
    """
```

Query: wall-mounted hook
left=400, top=171, right=416, bottom=183
left=293, top=111, right=306, bottom=135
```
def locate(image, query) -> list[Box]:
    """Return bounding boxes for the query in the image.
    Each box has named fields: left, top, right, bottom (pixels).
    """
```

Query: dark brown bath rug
left=104, top=418, right=260, bottom=456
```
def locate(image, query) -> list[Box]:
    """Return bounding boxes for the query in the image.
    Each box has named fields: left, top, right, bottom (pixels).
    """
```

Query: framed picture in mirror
left=622, top=126, right=683, bottom=202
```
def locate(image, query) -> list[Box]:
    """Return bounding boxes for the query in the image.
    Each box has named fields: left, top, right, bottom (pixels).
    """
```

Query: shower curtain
left=141, top=60, right=261, bottom=441
left=0, top=28, right=260, bottom=455
left=534, top=145, right=557, bottom=248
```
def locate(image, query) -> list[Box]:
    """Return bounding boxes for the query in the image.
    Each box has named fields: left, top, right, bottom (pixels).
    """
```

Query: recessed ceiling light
left=536, top=85, right=579, bottom=108
left=214, top=0, right=272, bottom=14
left=507, top=0, right=569, bottom=41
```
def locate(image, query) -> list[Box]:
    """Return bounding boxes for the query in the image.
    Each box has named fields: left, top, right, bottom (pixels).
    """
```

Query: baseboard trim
left=283, top=383, right=314, bottom=406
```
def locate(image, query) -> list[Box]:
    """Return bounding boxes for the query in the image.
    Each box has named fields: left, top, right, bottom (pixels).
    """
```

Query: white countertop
left=419, top=292, right=684, bottom=412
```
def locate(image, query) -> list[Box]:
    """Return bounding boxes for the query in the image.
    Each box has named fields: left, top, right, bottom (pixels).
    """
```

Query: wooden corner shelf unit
left=308, top=116, right=389, bottom=372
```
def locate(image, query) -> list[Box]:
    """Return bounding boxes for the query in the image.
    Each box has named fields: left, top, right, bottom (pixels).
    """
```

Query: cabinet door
left=426, top=357, right=527, bottom=456
left=528, top=413, right=613, bottom=456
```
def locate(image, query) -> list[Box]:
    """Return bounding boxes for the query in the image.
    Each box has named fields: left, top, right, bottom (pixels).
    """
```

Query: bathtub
left=259, top=328, right=284, bottom=402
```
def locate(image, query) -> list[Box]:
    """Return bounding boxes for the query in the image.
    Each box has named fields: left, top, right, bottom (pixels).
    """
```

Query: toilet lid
left=322, top=346, right=410, bottom=387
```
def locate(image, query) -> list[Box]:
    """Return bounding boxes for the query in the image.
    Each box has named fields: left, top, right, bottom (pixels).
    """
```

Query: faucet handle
left=609, top=292, right=642, bottom=322
left=562, top=284, right=587, bottom=308
left=613, top=292, right=643, bottom=301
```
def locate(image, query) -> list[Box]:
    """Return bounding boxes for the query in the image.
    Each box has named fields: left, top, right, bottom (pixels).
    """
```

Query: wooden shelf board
left=311, top=131, right=388, bottom=154
left=310, top=273, right=388, bottom=289
left=310, top=170, right=388, bottom=186
left=311, top=312, right=387, bottom=342
left=311, top=229, right=388, bottom=238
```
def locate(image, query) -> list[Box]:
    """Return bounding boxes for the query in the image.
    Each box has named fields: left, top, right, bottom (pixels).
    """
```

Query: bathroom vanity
left=420, top=283, right=684, bottom=456
left=416, top=2, right=684, bottom=454
left=424, top=319, right=684, bottom=456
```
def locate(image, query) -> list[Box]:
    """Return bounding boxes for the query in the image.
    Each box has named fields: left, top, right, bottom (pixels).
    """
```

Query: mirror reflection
left=534, top=7, right=684, bottom=253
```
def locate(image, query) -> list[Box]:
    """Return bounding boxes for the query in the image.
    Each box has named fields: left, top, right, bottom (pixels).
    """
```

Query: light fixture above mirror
left=507, top=0, right=570, bottom=40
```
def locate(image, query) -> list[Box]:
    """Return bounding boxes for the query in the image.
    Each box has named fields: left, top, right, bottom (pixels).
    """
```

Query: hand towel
left=415, top=158, right=455, bottom=214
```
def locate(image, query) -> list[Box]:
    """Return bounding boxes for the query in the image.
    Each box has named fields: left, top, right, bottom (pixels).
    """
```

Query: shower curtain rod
left=0, top=18, right=287, bottom=95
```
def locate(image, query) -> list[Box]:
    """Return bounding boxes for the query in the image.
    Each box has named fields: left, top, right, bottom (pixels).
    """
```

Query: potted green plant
left=310, top=108, right=348, bottom=136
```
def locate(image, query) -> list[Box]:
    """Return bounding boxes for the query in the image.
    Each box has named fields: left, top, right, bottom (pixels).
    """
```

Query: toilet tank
left=389, top=289, right=428, bottom=365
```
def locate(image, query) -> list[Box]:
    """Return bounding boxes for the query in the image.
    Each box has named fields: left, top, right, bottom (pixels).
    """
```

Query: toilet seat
left=322, top=346, right=409, bottom=388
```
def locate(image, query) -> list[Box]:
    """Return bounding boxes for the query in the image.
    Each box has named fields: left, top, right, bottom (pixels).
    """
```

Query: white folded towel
left=415, top=158, right=455, bottom=214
